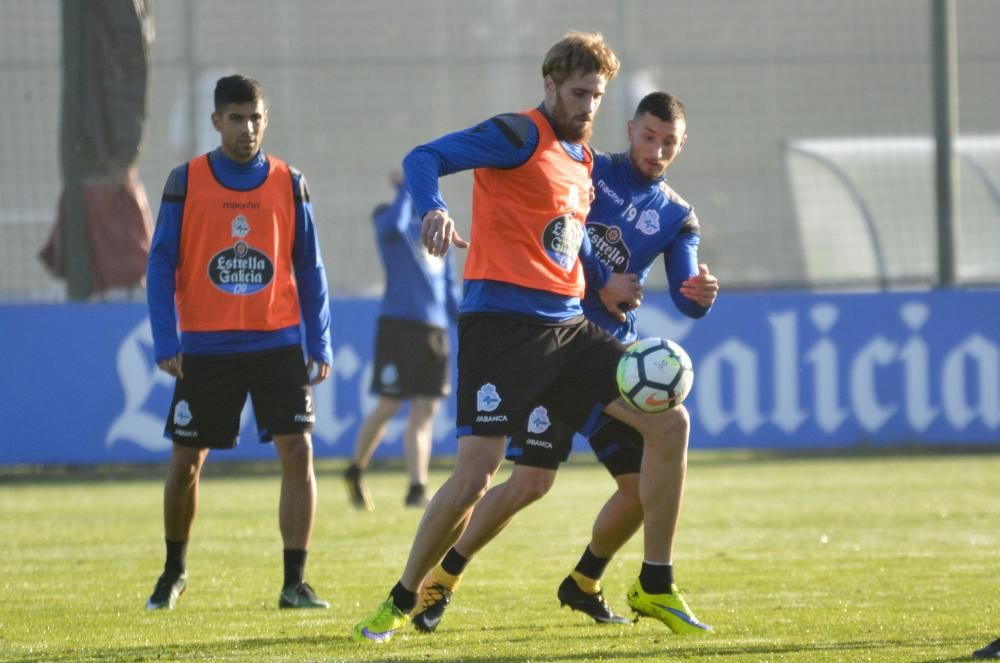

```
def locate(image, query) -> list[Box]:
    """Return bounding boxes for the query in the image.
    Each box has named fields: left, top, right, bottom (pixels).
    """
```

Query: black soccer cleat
left=557, top=575, right=630, bottom=625
left=411, top=582, right=452, bottom=633
left=344, top=464, right=374, bottom=511
left=974, top=637, right=1000, bottom=659
left=279, top=581, right=329, bottom=609
left=146, top=570, right=188, bottom=610
left=404, top=483, right=429, bottom=508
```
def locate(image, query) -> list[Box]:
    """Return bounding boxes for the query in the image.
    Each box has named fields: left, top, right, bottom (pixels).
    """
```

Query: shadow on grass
left=1, top=631, right=982, bottom=662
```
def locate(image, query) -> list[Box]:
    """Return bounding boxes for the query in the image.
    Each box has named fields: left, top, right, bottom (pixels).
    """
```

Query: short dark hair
left=634, top=92, right=687, bottom=125
left=213, top=75, right=265, bottom=112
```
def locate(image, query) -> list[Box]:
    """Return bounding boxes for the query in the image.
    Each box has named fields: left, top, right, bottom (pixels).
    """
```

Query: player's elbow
left=673, top=294, right=710, bottom=319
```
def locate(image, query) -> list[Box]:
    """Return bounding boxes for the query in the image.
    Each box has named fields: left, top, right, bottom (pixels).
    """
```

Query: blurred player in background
left=344, top=171, right=460, bottom=510
left=411, top=92, right=719, bottom=633
left=353, top=33, right=706, bottom=644
left=144, top=74, right=332, bottom=611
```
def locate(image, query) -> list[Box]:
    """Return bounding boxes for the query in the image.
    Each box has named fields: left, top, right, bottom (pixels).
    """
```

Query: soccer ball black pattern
left=616, top=337, right=694, bottom=412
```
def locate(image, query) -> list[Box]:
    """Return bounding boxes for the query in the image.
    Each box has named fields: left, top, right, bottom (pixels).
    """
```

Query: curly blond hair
left=542, top=32, right=620, bottom=85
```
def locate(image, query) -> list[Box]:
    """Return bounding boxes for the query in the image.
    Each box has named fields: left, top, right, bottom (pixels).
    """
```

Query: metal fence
left=2, top=0, right=999, bottom=301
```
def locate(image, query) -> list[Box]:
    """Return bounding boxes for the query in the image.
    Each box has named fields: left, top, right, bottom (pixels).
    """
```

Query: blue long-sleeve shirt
left=374, top=182, right=460, bottom=328
left=582, top=151, right=710, bottom=342
left=146, top=148, right=333, bottom=365
left=402, top=106, right=611, bottom=322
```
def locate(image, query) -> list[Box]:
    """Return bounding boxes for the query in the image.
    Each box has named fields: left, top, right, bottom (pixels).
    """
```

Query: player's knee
left=614, top=473, right=641, bottom=504
left=509, top=471, right=554, bottom=504
left=450, top=462, right=497, bottom=506
left=170, top=446, right=206, bottom=477
left=410, top=397, right=440, bottom=420
left=639, top=405, right=691, bottom=444
left=275, top=434, right=314, bottom=470
left=454, top=472, right=494, bottom=506
left=639, top=405, right=690, bottom=453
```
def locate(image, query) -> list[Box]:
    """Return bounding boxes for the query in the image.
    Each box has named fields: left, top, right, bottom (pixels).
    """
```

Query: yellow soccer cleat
left=626, top=580, right=713, bottom=634
left=351, top=598, right=408, bottom=643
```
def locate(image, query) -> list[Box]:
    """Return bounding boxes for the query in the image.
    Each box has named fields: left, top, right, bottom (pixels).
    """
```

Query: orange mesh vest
left=464, top=108, right=593, bottom=297
left=176, top=154, right=301, bottom=332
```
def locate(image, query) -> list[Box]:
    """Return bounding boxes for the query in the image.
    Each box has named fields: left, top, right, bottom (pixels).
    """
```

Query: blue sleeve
left=290, top=172, right=334, bottom=365
left=579, top=228, right=611, bottom=291
left=665, top=228, right=711, bottom=319
left=374, top=181, right=412, bottom=239
left=402, top=113, right=540, bottom=219
left=146, top=166, right=186, bottom=362
left=444, top=252, right=461, bottom=322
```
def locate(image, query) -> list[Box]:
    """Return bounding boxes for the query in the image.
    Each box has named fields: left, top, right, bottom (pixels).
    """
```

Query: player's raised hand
left=599, top=273, right=643, bottom=323
left=680, top=263, right=719, bottom=308
left=157, top=355, right=184, bottom=379
left=421, top=209, right=469, bottom=257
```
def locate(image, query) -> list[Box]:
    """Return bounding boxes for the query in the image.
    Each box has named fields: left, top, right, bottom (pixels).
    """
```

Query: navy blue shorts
left=370, top=317, right=450, bottom=398
left=455, top=314, right=624, bottom=438
left=165, top=345, right=314, bottom=449
left=506, top=407, right=643, bottom=476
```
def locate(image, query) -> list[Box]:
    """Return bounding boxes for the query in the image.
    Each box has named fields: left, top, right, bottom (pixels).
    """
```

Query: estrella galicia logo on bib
left=586, top=223, right=630, bottom=272
left=541, top=215, right=584, bottom=270
left=208, top=241, right=274, bottom=295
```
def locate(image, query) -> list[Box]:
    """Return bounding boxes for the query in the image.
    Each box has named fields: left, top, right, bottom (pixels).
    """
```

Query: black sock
left=574, top=545, right=610, bottom=581
left=283, top=549, right=307, bottom=589
left=639, top=562, right=674, bottom=594
left=345, top=463, right=361, bottom=480
left=165, top=539, right=188, bottom=575
left=441, top=547, right=469, bottom=576
left=390, top=581, right=416, bottom=613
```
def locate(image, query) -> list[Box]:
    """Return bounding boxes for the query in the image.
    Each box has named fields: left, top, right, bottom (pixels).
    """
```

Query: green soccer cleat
left=411, top=582, right=453, bottom=633
left=626, top=580, right=713, bottom=634
left=557, top=576, right=630, bottom=625
left=146, top=570, right=187, bottom=610
left=352, top=598, right=409, bottom=643
left=279, top=582, right=329, bottom=609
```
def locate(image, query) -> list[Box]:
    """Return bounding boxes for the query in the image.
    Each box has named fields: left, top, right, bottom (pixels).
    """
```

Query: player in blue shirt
left=410, top=92, right=720, bottom=633
left=344, top=172, right=461, bottom=510
left=144, top=75, right=332, bottom=612
left=352, top=34, right=673, bottom=644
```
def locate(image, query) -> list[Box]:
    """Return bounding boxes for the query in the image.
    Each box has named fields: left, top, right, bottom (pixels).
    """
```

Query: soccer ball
left=616, top=338, right=694, bottom=412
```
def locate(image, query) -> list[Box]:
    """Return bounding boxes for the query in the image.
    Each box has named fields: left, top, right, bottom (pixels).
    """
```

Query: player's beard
left=551, top=96, right=593, bottom=144
left=628, top=146, right=666, bottom=181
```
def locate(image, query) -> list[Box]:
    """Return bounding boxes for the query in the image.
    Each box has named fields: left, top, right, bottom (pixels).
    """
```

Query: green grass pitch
left=0, top=450, right=997, bottom=662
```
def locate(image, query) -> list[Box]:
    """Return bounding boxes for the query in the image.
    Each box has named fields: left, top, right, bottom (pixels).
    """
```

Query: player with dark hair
left=344, top=171, right=460, bottom=510
left=411, top=91, right=719, bottom=632
left=352, top=32, right=709, bottom=644
left=145, top=74, right=332, bottom=611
